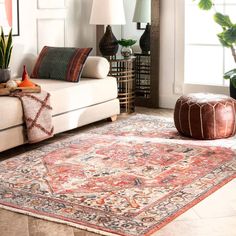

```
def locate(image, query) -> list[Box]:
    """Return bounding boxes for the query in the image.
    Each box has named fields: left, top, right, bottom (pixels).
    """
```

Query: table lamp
left=133, top=0, right=151, bottom=54
left=90, top=0, right=126, bottom=56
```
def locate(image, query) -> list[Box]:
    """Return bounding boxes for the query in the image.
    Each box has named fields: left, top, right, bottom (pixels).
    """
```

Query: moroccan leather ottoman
left=174, top=93, right=236, bottom=139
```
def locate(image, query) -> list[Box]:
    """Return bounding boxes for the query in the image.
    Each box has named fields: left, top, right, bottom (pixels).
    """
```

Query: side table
left=107, top=56, right=136, bottom=114
left=134, top=53, right=151, bottom=107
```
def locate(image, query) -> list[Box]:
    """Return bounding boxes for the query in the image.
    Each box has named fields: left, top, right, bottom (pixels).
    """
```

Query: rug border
left=145, top=174, right=236, bottom=236
left=0, top=175, right=235, bottom=236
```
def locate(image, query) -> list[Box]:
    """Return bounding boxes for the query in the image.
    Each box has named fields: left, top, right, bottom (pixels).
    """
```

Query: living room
left=0, top=0, right=236, bottom=236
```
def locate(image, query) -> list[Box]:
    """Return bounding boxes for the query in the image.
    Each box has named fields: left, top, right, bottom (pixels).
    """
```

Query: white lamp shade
left=133, top=0, right=151, bottom=23
left=90, top=0, right=126, bottom=25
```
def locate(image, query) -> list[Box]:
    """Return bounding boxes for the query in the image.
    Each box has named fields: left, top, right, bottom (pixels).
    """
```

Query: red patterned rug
left=0, top=114, right=236, bottom=236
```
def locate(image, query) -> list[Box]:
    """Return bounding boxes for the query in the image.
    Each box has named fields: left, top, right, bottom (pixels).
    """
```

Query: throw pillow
left=31, top=46, right=92, bottom=82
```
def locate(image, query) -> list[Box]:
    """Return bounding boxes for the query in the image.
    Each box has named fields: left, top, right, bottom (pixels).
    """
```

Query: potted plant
left=194, top=0, right=236, bottom=98
left=0, top=26, right=13, bottom=83
left=118, top=39, right=137, bottom=58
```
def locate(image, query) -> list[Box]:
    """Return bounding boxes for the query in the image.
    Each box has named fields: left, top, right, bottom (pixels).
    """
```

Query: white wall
left=10, top=0, right=96, bottom=78
left=159, top=0, right=182, bottom=108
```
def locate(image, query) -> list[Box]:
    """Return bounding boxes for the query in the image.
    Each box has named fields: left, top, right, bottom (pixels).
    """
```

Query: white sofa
left=0, top=56, right=120, bottom=152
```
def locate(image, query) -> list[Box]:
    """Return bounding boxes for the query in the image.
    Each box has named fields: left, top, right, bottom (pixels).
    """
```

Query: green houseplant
left=118, top=39, right=136, bottom=58
left=193, top=0, right=236, bottom=98
left=0, top=26, right=13, bottom=83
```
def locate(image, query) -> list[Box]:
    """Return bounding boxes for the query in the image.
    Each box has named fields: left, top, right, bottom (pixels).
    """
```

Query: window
left=184, top=0, right=236, bottom=87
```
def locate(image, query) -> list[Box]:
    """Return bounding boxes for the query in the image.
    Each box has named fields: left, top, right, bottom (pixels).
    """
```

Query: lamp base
left=99, top=25, right=118, bottom=56
left=140, top=23, right=150, bottom=54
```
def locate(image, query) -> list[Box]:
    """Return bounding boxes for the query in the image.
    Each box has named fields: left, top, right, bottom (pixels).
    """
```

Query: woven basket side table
left=108, top=57, right=135, bottom=114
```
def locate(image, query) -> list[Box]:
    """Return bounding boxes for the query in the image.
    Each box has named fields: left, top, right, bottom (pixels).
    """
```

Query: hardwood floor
left=0, top=108, right=236, bottom=236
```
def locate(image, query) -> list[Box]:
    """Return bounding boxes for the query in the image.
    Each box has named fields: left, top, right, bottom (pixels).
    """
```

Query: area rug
left=0, top=114, right=236, bottom=236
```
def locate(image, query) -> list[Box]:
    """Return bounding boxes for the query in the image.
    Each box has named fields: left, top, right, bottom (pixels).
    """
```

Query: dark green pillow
left=31, top=46, right=92, bottom=82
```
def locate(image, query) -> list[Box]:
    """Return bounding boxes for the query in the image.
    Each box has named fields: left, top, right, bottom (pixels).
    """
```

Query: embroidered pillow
left=31, top=46, right=92, bottom=82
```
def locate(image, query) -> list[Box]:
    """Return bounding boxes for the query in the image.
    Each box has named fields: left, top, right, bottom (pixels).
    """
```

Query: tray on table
left=0, top=82, right=41, bottom=96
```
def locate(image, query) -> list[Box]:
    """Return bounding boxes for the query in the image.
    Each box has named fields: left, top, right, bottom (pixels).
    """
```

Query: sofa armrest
left=82, top=56, right=110, bottom=79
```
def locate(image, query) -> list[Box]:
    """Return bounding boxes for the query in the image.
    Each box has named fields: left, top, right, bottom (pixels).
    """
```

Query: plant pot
left=230, top=80, right=236, bottom=100
left=0, top=68, right=11, bottom=83
left=121, top=46, right=133, bottom=58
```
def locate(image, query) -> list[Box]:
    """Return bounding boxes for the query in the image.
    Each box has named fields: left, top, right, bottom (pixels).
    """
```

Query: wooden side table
left=108, top=57, right=136, bottom=114
left=134, top=53, right=151, bottom=107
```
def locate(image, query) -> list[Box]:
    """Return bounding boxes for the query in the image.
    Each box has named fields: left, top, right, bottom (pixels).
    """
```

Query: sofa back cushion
left=31, top=46, right=92, bottom=82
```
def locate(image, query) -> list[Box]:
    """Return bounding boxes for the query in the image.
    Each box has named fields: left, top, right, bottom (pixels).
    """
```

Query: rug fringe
left=0, top=204, right=120, bottom=236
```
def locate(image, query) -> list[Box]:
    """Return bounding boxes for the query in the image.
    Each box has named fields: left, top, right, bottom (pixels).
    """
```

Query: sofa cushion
left=31, top=46, right=92, bottom=82
left=82, top=56, right=110, bottom=79
left=0, top=77, right=118, bottom=130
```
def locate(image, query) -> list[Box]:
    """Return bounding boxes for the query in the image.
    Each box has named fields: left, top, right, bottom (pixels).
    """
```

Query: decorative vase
left=121, top=46, right=133, bottom=58
left=230, top=80, right=236, bottom=100
left=99, top=25, right=119, bottom=57
left=140, top=23, right=151, bottom=54
left=0, top=68, right=11, bottom=83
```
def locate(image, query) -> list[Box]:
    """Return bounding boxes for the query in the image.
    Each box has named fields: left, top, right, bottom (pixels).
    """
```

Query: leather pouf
left=174, top=93, right=236, bottom=139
